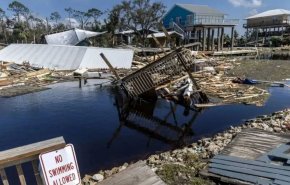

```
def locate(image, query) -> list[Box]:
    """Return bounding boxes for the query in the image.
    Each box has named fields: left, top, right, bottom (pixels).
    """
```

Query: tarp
left=0, top=44, right=133, bottom=70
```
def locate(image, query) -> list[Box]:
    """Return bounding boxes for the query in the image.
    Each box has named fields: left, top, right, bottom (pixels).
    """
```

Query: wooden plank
left=98, top=161, right=166, bottom=185
left=16, top=164, right=27, bottom=185
left=221, top=128, right=290, bottom=160
left=210, top=163, right=290, bottom=182
left=0, top=137, right=65, bottom=168
left=150, top=34, right=166, bottom=55
left=257, top=144, right=290, bottom=163
left=212, top=159, right=290, bottom=177
left=209, top=168, right=272, bottom=185
left=159, top=24, right=175, bottom=50
left=194, top=103, right=227, bottom=108
left=214, top=155, right=290, bottom=171
left=199, top=169, right=252, bottom=185
left=0, top=168, right=9, bottom=185
left=274, top=179, right=290, bottom=185
left=32, top=160, right=43, bottom=185
left=26, top=69, right=51, bottom=78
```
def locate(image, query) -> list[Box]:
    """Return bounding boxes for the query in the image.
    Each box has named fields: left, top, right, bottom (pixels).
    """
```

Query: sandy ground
left=227, top=59, right=290, bottom=81
left=0, top=86, right=50, bottom=97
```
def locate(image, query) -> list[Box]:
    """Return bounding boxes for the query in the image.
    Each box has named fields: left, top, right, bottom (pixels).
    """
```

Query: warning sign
left=39, top=144, right=81, bottom=185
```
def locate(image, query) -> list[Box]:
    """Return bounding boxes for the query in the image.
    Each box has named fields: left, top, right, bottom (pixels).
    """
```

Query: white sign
left=39, top=144, right=81, bottom=185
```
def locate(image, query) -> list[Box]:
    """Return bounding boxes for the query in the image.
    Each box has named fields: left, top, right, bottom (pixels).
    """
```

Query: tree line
left=0, top=0, right=166, bottom=46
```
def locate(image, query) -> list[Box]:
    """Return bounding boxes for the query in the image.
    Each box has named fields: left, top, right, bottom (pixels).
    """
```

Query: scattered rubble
left=196, top=73, right=269, bottom=106
left=0, top=61, right=73, bottom=97
left=150, top=51, right=269, bottom=107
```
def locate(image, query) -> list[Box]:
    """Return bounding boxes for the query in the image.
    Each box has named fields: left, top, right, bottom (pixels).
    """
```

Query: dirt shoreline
left=83, top=108, right=290, bottom=185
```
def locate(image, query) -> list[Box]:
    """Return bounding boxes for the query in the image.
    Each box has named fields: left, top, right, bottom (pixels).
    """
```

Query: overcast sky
left=0, top=0, right=289, bottom=34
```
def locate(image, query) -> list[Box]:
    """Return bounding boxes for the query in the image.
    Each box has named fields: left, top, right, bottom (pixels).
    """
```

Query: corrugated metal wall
left=0, top=44, right=133, bottom=70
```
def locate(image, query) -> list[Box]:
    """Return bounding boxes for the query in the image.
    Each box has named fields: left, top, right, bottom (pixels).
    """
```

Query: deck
left=220, top=128, right=290, bottom=159
left=98, top=161, right=166, bottom=185
left=201, top=128, right=290, bottom=185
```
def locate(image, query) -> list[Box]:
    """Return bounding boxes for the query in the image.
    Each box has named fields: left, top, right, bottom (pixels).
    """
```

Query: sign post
left=39, top=144, right=81, bottom=185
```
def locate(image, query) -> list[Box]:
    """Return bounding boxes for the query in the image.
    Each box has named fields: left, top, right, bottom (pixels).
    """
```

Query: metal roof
left=246, top=9, right=290, bottom=19
left=0, top=44, right=133, bottom=70
left=176, top=4, right=225, bottom=16
left=115, top=28, right=159, bottom=35
left=45, top=28, right=106, bottom=45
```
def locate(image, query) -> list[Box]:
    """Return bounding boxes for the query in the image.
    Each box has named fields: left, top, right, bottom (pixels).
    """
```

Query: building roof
left=45, top=28, right=106, bottom=46
left=115, top=28, right=159, bottom=35
left=0, top=44, right=133, bottom=70
left=147, top=31, right=183, bottom=38
left=246, top=9, right=290, bottom=19
left=176, top=4, right=226, bottom=16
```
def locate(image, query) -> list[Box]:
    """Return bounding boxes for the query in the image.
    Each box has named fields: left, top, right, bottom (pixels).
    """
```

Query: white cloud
left=228, top=0, right=262, bottom=8
left=248, top=9, right=258, bottom=16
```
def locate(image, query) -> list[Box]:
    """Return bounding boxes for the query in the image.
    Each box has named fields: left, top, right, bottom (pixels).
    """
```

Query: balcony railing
left=244, top=19, right=290, bottom=28
left=190, top=18, right=239, bottom=26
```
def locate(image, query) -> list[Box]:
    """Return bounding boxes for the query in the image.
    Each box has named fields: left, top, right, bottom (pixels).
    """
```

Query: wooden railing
left=0, top=137, right=66, bottom=185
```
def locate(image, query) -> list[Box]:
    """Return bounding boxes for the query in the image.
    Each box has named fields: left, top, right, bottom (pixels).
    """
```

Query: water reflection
left=108, top=88, right=202, bottom=148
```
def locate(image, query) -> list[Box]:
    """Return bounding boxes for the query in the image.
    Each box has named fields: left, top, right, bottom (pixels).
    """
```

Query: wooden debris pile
left=0, top=61, right=73, bottom=97
left=0, top=62, right=52, bottom=87
left=116, top=43, right=269, bottom=108
left=196, top=73, right=269, bottom=106
left=132, top=52, right=171, bottom=70
left=155, top=58, right=268, bottom=107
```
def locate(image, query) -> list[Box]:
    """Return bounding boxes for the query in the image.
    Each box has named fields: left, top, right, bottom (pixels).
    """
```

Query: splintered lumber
left=194, top=103, right=227, bottom=108
left=212, top=50, right=257, bottom=56
left=195, top=71, right=269, bottom=106
left=155, top=75, right=189, bottom=91
left=132, top=61, right=146, bottom=66
left=26, top=69, right=51, bottom=78
left=0, top=79, right=12, bottom=87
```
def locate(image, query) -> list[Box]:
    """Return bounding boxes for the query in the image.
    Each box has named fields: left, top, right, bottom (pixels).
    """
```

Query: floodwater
left=0, top=79, right=289, bottom=183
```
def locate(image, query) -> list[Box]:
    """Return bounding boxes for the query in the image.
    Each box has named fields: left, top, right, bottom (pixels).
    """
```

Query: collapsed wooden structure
left=121, top=47, right=208, bottom=104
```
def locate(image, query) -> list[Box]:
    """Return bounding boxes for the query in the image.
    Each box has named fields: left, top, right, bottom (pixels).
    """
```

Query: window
left=187, top=15, right=193, bottom=25
left=175, top=17, right=181, bottom=24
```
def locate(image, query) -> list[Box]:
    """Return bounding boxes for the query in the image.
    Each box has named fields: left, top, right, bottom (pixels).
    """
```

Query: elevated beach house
left=244, top=9, right=290, bottom=44
left=162, top=4, right=239, bottom=51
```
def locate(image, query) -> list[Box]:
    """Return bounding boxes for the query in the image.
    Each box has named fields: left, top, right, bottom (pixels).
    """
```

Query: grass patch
left=156, top=153, right=211, bottom=185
